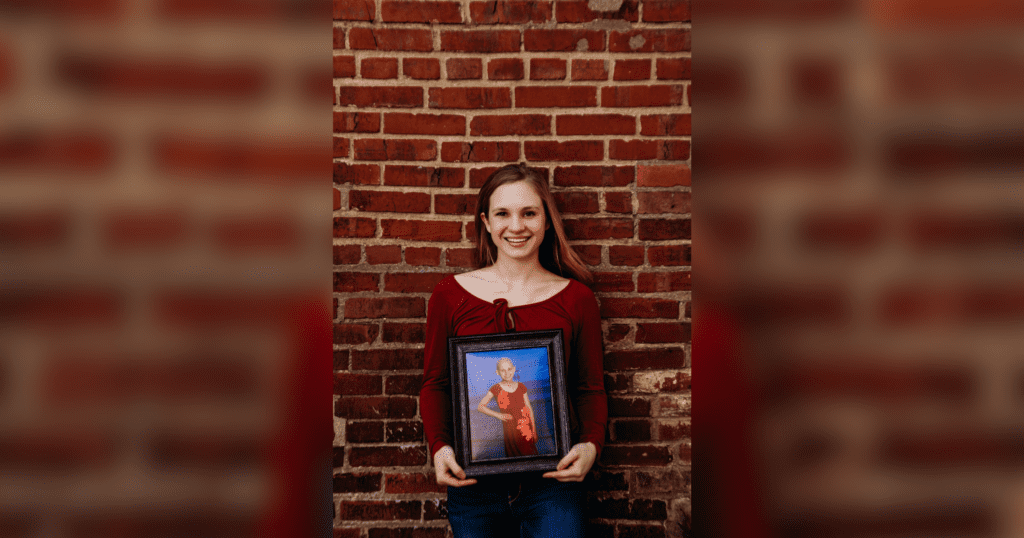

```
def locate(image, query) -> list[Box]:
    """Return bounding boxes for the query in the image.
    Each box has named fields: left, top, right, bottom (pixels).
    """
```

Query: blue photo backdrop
left=465, top=346, right=556, bottom=461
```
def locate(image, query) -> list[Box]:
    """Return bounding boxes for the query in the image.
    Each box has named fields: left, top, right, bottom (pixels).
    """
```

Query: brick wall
left=0, top=2, right=331, bottom=537
left=695, top=2, right=1024, bottom=537
left=332, top=1, right=692, bottom=537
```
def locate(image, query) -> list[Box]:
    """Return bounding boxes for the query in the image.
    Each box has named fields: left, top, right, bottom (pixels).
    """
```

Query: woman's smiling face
left=482, top=181, right=549, bottom=263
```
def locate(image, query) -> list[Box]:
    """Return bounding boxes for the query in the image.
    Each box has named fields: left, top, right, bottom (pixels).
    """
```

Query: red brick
left=435, top=194, right=476, bottom=215
left=333, top=373, right=382, bottom=395
left=638, top=272, right=690, bottom=292
left=592, top=272, right=635, bottom=293
left=636, top=323, right=690, bottom=343
left=351, top=190, right=430, bottom=213
left=600, top=298, right=678, bottom=318
left=387, top=421, right=425, bottom=442
left=639, top=218, right=689, bottom=240
left=405, top=247, right=441, bottom=265
left=384, top=113, right=464, bottom=135
left=338, top=86, right=423, bottom=107
left=612, top=419, right=651, bottom=442
left=381, top=1, right=462, bottom=22
left=658, top=420, right=690, bottom=441
left=335, top=396, right=418, bottom=419
left=334, top=472, right=382, bottom=493
left=385, top=273, right=449, bottom=293
left=446, top=248, right=477, bottom=267
left=614, top=59, right=651, bottom=80
left=471, top=114, right=550, bottom=136
left=643, top=0, right=690, bottom=21
left=602, top=85, right=685, bottom=107
left=334, top=163, right=380, bottom=185
left=442, top=141, right=519, bottom=162
left=556, top=114, right=634, bottom=135
left=429, top=87, right=511, bottom=109
left=337, top=500, right=421, bottom=520
left=571, top=59, right=608, bottom=80
left=383, top=322, right=426, bottom=343
left=554, top=165, right=633, bottom=186
left=440, top=30, right=520, bottom=53
left=361, top=57, right=398, bottom=79
left=344, top=297, right=425, bottom=319
left=610, top=245, right=644, bottom=266
left=516, top=84, right=598, bottom=108
left=381, top=219, right=462, bottom=241
left=351, top=349, right=424, bottom=370
left=609, top=29, right=689, bottom=52
left=575, top=244, right=602, bottom=266
left=0, top=131, right=116, bottom=174
left=385, top=473, right=446, bottom=494
left=607, top=396, right=651, bottom=417
left=528, top=30, right=605, bottom=54
left=334, top=137, right=348, bottom=159
left=656, top=58, right=691, bottom=80
left=155, top=136, right=328, bottom=182
left=800, top=210, right=883, bottom=250
left=346, top=421, right=384, bottom=443
left=530, top=58, right=566, bottom=80
left=334, top=322, right=378, bottom=347
left=470, top=1, right=551, bottom=23
left=605, top=192, right=632, bottom=214
left=553, top=191, right=599, bottom=214
left=349, top=28, right=433, bottom=51
left=384, top=165, right=463, bottom=187
left=605, top=349, right=687, bottom=370
left=556, top=0, right=638, bottom=22
left=640, top=114, right=691, bottom=136
left=348, top=446, right=426, bottom=467
left=606, top=327, right=631, bottom=346
left=353, top=139, right=436, bottom=161
left=334, top=55, right=355, bottom=78
left=403, top=58, right=440, bottom=80
left=366, top=245, right=402, bottom=264
left=334, top=217, right=376, bottom=238
left=335, top=112, right=381, bottom=133
left=335, top=0, right=374, bottom=20
left=524, top=140, right=602, bottom=161
left=333, top=271, right=380, bottom=292
left=446, top=58, right=482, bottom=79
left=334, top=27, right=345, bottom=48
left=564, top=218, right=633, bottom=239
left=334, top=350, right=350, bottom=370
left=637, top=164, right=689, bottom=187
left=334, top=245, right=361, bottom=265
left=60, top=56, right=269, bottom=100
left=102, top=211, right=186, bottom=250
left=487, top=58, right=524, bottom=80
left=648, top=245, right=689, bottom=266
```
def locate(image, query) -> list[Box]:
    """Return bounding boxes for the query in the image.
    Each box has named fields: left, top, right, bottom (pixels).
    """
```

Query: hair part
left=474, top=163, right=593, bottom=283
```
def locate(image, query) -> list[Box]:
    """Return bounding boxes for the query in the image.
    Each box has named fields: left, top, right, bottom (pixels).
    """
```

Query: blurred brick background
left=332, top=1, right=691, bottom=537
left=0, top=1, right=333, bottom=537
left=693, top=1, right=1024, bottom=537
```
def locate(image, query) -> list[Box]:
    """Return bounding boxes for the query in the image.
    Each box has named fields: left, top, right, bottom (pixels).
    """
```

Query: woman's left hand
left=542, top=442, right=597, bottom=482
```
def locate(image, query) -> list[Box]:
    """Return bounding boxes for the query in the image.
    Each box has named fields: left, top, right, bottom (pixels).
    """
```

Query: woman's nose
left=509, top=216, right=525, bottom=230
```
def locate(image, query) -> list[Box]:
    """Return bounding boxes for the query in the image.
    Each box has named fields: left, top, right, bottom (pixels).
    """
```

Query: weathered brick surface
left=334, top=3, right=690, bottom=536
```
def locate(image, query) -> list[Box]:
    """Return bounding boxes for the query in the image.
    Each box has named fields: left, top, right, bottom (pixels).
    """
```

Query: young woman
left=477, top=357, right=539, bottom=458
left=419, top=163, right=608, bottom=538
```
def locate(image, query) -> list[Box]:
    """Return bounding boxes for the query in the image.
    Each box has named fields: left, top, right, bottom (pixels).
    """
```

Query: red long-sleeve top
left=420, top=274, right=608, bottom=461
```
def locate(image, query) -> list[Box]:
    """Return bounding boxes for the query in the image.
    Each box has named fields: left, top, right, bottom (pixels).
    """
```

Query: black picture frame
left=448, top=329, right=571, bottom=477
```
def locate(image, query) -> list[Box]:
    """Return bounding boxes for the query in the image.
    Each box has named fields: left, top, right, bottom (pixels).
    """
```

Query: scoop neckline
left=451, top=274, right=573, bottom=309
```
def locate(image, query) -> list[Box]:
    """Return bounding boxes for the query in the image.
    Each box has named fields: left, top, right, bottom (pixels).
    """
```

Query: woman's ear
left=480, top=212, right=491, bottom=233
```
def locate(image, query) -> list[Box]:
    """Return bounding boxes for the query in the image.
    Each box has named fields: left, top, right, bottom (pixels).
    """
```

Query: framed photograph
left=448, top=329, right=571, bottom=477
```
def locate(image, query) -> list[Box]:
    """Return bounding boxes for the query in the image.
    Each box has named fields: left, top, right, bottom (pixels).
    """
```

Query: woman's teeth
left=505, top=238, right=528, bottom=244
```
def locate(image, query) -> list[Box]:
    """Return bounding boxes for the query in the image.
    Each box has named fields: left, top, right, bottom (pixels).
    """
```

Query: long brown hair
left=474, top=163, right=592, bottom=283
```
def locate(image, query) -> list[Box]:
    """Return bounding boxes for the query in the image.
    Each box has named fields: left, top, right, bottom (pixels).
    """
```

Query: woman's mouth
left=504, top=237, right=529, bottom=246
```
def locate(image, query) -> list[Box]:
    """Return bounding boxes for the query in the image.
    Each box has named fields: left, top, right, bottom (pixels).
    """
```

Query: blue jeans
left=446, top=473, right=586, bottom=538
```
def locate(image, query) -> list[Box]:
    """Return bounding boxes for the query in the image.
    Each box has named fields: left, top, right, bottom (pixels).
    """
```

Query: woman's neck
left=490, top=255, right=547, bottom=287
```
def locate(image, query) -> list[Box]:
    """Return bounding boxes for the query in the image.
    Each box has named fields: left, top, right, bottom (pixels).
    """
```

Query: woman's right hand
left=498, top=413, right=513, bottom=421
left=433, top=445, right=478, bottom=487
